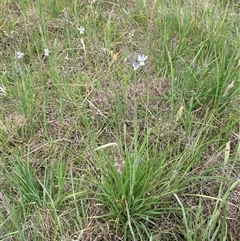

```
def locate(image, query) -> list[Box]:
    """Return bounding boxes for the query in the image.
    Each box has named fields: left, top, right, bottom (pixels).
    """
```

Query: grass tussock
left=0, top=0, right=240, bottom=240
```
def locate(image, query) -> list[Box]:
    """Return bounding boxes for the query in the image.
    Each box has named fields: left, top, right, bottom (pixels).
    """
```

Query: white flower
left=137, top=54, right=148, bottom=66
left=44, top=48, right=50, bottom=56
left=133, top=61, right=140, bottom=71
left=16, top=51, right=24, bottom=59
left=77, top=26, right=85, bottom=34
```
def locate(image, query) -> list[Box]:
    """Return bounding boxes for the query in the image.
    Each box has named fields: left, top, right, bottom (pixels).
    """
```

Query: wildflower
left=77, top=26, right=85, bottom=34
left=133, top=61, right=140, bottom=71
left=44, top=48, right=50, bottom=57
left=16, top=51, right=24, bottom=59
left=137, top=54, right=148, bottom=66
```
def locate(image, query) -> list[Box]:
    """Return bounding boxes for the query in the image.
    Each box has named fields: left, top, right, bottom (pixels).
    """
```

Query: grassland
left=0, top=0, right=240, bottom=240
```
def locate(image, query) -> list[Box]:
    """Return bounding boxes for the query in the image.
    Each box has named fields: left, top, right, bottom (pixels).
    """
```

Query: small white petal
left=77, top=26, right=85, bottom=34
left=16, top=51, right=24, bottom=59
left=137, top=54, right=147, bottom=62
left=44, top=48, right=50, bottom=56
left=133, top=62, right=140, bottom=70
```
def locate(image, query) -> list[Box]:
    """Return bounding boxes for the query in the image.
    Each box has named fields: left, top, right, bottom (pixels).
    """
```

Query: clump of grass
left=86, top=121, right=230, bottom=240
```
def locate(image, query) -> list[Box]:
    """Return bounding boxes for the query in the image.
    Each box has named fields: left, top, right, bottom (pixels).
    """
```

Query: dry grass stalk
left=95, top=143, right=124, bottom=174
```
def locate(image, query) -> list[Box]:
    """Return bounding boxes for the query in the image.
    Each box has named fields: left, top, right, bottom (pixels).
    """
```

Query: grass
left=0, top=0, right=239, bottom=240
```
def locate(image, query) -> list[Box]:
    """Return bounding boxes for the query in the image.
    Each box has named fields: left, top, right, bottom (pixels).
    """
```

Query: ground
left=0, top=0, right=240, bottom=240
